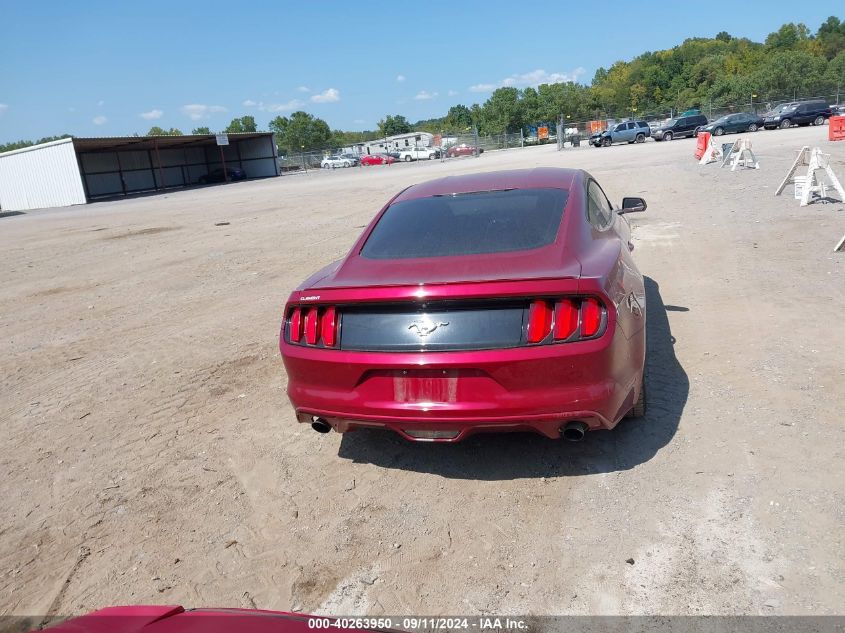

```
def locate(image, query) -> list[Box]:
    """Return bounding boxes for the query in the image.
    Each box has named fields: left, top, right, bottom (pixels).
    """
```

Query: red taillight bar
left=289, top=307, right=303, bottom=343
left=304, top=308, right=320, bottom=345
left=553, top=298, right=579, bottom=340
left=580, top=297, right=603, bottom=338
left=527, top=300, right=553, bottom=343
left=321, top=306, right=337, bottom=347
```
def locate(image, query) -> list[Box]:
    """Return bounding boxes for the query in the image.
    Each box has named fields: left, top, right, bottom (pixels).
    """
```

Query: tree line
left=3, top=17, right=843, bottom=155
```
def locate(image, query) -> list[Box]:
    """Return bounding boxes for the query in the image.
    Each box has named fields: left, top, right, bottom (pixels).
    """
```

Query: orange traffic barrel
left=695, top=131, right=711, bottom=160
left=829, top=116, right=845, bottom=142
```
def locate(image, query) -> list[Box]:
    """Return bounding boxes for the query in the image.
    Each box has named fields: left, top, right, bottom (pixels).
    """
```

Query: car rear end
left=279, top=177, right=643, bottom=442
left=281, top=281, right=636, bottom=442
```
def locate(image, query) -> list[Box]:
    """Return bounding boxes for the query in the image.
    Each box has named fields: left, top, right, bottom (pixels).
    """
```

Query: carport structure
left=0, top=132, right=279, bottom=211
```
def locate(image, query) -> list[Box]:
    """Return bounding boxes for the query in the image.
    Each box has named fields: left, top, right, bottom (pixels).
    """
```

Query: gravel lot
left=1, top=126, right=843, bottom=621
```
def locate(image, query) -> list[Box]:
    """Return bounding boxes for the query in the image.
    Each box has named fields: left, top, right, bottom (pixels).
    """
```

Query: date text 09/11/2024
left=306, top=617, right=529, bottom=630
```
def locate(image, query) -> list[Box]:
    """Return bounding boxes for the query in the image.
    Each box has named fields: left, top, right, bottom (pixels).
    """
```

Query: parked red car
left=359, top=153, right=396, bottom=166
left=279, top=168, right=647, bottom=443
left=446, top=144, right=484, bottom=157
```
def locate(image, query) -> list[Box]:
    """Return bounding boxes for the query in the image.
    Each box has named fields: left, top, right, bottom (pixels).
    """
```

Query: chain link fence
left=276, top=90, right=843, bottom=169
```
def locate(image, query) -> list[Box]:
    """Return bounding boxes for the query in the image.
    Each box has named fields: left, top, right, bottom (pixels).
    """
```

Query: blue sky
left=0, top=1, right=836, bottom=142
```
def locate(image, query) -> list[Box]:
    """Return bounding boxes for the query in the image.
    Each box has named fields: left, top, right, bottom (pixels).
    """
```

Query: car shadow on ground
left=337, top=277, right=687, bottom=479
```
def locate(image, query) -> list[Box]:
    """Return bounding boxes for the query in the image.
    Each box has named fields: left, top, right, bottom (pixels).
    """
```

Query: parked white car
left=321, top=156, right=353, bottom=169
left=398, top=147, right=440, bottom=162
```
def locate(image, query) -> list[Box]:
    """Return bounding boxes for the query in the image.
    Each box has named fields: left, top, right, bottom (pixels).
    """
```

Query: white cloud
left=92, top=115, right=107, bottom=125
left=311, top=88, right=340, bottom=103
left=447, top=90, right=459, bottom=97
left=267, top=99, right=304, bottom=112
left=469, top=83, right=498, bottom=93
left=396, top=74, right=406, bottom=82
left=296, top=86, right=310, bottom=93
left=96, top=100, right=105, bottom=107
left=242, top=99, right=304, bottom=112
left=414, top=90, right=438, bottom=101
left=140, top=109, right=164, bottom=120
left=469, top=68, right=586, bottom=92
left=0, top=103, right=8, bottom=115
left=181, top=104, right=227, bottom=120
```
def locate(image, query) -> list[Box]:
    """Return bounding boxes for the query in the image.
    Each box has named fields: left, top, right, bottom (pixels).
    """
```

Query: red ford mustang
left=279, top=168, right=647, bottom=442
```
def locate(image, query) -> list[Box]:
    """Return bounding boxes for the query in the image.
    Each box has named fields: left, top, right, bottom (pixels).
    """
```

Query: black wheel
left=714, top=127, right=724, bottom=136
left=814, top=115, right=825, bottom=126
left=635, top=133, right=645, bottom=143
left=748, top=123, right=758, bottom=132
left=780, top=119, right=791, bottom=129
left=663, top=131, right=673, bottom=141
left=602, top=137, right=612, bottom=147
left=626, top=375, right=647, bottom=419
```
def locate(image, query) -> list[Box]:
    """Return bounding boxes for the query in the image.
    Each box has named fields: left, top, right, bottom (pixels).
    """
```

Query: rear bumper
left=281, top=327, right=644, bottom=442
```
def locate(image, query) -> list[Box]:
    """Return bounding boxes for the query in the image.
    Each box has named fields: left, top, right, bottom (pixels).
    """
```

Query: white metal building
left=0, top=133, right=279, bottom=212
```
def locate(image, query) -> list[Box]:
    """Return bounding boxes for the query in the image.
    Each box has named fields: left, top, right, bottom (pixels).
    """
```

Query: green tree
left=377, top=114, right=412, bottom=136
left=225, top=116, right=257, bottom=133
left=765, top=23, right=811, bottom=51
left=478, top=87, right=524, bottom=134
left=817, top=16, right=845, bottom=59
left=268, top=111, right=331, bottom=152
left=191, top=126, right=212, bottom=135
left=147, top=126, right=183, bottom=136
left=444, top=104, right=473, bottom=130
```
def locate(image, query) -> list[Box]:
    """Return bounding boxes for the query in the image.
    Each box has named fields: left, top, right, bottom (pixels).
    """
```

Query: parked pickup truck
left=398, top=147, right=440, bottom=161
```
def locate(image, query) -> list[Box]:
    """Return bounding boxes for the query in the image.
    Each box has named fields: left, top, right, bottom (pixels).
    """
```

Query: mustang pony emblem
left=408, top=320, right=449, bottom=337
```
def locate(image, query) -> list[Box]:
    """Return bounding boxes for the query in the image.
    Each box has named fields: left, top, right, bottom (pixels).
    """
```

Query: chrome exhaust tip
left=561, top=421, right=588, bottom=442
left=311, top=417, right=332, bottom=434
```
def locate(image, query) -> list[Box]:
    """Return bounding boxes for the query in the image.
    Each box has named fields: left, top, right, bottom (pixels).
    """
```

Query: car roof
left=394, top=168, right=580, bottom=203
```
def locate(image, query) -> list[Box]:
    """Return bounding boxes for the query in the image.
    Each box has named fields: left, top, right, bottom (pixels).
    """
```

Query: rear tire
left=748, top=123, right=758, bottom=132
left=404, top=155, right=412, bottom=162
left=814, top=115, right=825, bottom=126
left=626, top=375, right=647, bottom=418
left=635, top=133, right=645, bottom=143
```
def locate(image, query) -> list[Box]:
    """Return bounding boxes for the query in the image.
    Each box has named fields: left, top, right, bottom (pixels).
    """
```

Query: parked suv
left=763, top=100, right=832, bottom=129
left=651, top=114, right=708, bottom=141
left=590, top=120, right=651, bottom=147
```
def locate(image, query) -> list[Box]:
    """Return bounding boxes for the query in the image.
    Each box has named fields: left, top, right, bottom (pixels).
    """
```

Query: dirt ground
left=1, top=126, right=843, bottom=622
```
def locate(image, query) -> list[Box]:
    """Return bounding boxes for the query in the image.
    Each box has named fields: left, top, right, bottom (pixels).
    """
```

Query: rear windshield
left=361, top=188, right=569, bottom=259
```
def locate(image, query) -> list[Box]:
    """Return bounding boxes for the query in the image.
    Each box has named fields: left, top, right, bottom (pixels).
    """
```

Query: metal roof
left=72, top=132, right=273, bottom=153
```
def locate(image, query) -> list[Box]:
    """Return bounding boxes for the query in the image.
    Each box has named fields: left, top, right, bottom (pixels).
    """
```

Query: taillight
left=553, top=299, right=579, bottom=340
left=527, top=300, right=553, bottom=343
left=321, top=306, right=337, bottom=347
left=528, top=296, right=606, bottom=345
left=304, top=308, right=320, bottom=345
left=287, top=305, right=339, bottom=347
left=288, top=307, right=303, bottom=342
left=580, top=298, right=603, bottom=338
